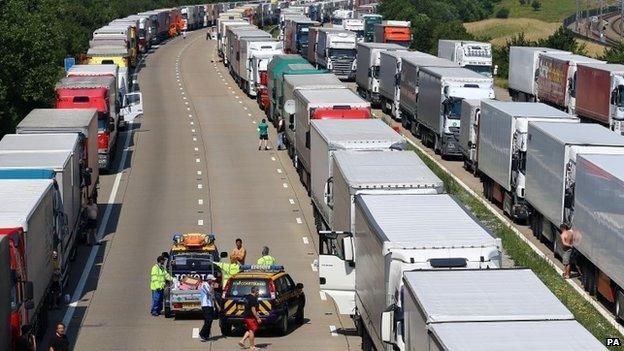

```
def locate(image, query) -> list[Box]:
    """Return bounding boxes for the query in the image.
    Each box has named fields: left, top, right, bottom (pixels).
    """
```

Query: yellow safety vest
left=257, top=255, right=277, bottom=265
left=150, top=264, right=172, bottom=291
left=216, top=262, right=240, bottom=287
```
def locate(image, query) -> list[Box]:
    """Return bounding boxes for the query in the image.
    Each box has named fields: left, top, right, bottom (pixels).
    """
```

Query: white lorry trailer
left=392, top=269, right=604, bottom=351
left=378, top=50, right=432, bottom=120
left=526, top=122, right=624, bottom=248
left=225, top=26, right=265, bottom=68
left=282, top=74, right=345, bottom=158
left=343, top=18, right=365, bottom=42
left=458, top=99, right=484, bottom=174
left=291, top=88, right=371, bottom=191
left=16, top=109, right=99, bottom=203
left=416, top=67, right=494, bottom=157
left=218, top=20, right=250, bottom=58
left=315, top=28, right=357, bottom=80
left=356, top=42, right=407, bottom=106
left=477, top=101, right=577, bottom=221
left=437, top=40, right=493, bottom=77
left=235, top=38, right=282, bottom=96
left=573, top=154, right=624, bottom=320
left=319, top=194, right=502, bottom=351
left=309, top=119, right=406, bottom=231
left=398, top=56, right=457, bottom=134
left=507, top=46, right=570, bottom=102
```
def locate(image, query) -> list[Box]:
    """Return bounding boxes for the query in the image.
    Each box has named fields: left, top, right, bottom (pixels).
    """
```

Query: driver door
left=318, top=231, right=355, bottom=315
left=122, top=92, right=144, bottom=123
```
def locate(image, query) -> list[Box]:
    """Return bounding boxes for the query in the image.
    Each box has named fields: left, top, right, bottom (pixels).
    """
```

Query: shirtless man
left=560, top=224, right=574, bottom=278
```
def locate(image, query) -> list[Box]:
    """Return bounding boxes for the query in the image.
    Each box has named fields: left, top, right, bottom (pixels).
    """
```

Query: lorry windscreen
left=329, top=48, right=355, bottom=58
left=465, top=64, right=492, bottom=78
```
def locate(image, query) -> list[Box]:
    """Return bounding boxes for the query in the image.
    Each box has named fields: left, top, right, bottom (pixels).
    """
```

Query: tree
left=531, top=0, right=541, bottom=11
left=496, top=8, right=510, bottom=18
left=601, top=42, right=624, bottom=63
left=519, top=0, right=527, bottom=5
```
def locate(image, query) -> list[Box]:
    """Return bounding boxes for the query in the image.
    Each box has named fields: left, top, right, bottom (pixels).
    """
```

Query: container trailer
left=526, top=122, right=624, bottom=248
left=458, top=99, right=486, bottom=174
left=356, top=42, right=407, bottom=106
left=416, top=67, right=494, bottom=157
left=378, top=50, right=432, bottom=120
left=309, top=119, right=407, bottom=230
left=16, top=109, right=99, bottom=202
left=373, top=21, right=411, bottom=47
left=575, top=63, right=624, bottom=134
left=507, top=46, right=570, bottom=102
left=291, top=88, right=371, bottom=191
left=319, top=194, right=502, bottom=351
left=477, top=101, right=577, bottom=221
left=266, top=55, right=318, bottom=124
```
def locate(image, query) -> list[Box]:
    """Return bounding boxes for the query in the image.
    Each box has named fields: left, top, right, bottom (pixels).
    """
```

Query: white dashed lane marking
left=302, top=237, right=309, bottom=244
left=289, top=199, right=295, bottom=205
left=296, top=217, right=302, bottom=224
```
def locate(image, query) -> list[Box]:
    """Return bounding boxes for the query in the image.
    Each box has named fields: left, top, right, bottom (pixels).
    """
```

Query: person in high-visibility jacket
left=257, top=246, right=277, bottom=265
left=216, top=253, right=240, bottom=289
left=150, top=255, right=173, bottom=316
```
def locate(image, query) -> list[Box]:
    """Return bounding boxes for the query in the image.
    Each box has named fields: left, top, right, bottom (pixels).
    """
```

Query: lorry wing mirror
left=284, top=99, right=296, bottom=115
left=381, top=310, right=394, bottom=343
left=342, top=236, right=354, bottom=261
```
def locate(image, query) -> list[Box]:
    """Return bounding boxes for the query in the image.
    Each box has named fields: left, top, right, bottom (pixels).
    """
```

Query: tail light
left=268, top=280, right=276, bottom=299
left=260, top=71, right=268, bottom=86
left=173, top=303, right=183, bottom=309
left=98, top=131, right=110, bottom=150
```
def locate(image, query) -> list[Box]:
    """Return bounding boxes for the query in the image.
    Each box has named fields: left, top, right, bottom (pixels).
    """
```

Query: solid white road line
left=62, top=124, right=133, bottom=328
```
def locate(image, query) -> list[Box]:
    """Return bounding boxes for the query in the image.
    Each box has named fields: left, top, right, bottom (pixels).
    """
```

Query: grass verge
left=402, top=141, right=623, bottom=347
left=464, top=18, right=560, bottom=45
left=492, top=0, right=576, bottom=22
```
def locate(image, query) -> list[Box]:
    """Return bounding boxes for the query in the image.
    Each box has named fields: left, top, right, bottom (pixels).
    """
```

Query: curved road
left=44, top=29, right=356, bottom=350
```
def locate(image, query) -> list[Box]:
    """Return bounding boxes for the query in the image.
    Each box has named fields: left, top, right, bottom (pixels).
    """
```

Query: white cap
left=206, top=274, right=216, bottom=281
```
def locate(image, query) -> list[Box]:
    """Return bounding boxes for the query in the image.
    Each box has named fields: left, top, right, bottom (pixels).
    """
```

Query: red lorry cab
left=0, top=228, right=27, bottom=351
left=258, top=71, right=270, bottom=112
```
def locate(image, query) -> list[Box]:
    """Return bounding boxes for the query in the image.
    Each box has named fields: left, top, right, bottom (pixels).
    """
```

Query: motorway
left=41, top=29, right=357, bottom=350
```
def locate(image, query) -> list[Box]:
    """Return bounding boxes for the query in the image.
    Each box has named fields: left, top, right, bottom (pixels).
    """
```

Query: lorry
left=290, top=89, right=371, bottom=191
left=92, top=25, right=137, bottom=66
left=55, top=76, right=120, bottom=171
left=314, top=28, right=357, bottom=80
left=318, top=194, right=502, bottom=351
left=180, top=5, right=199, bottom=31
left=416, top=67, right=495, bottom=157
left=477, top=101, right=577, bottom=221
left=536, top=52, right=605, bottom=114
left=239, top=39, right=282, bottom=97
left=378, top=50, right=432, bottom=120
left=526, top=122, right=624, bottom=249
left=123, top=14, right=153, bottom=52
left=307, top=27, right=321, bottom=65
left=224, top=25, right=261, bottom=66
left=217, top=20, right=249, bottom=58
left=373, top=21, right=411, bottom=47
left=16, top=109, right=99, bottom=203
left=575, top=63, right=624, bottom=134
left=0, top=235, right=11, bottom=351
left=66, top=64, right=143, bottom=125
left=356, top=42, right=407, bottom=106
left=0, top=179, right=67, bottom=342
left=362, top=14, right=382, bottom=42
left=283, top=17, right=319, bottom=55
left=327, top=151, right=443, bottom=235
left=343, top=18, right=365, bottom=42
left=266, top=55, right=318, bottom=123
left=163, top=233, right=221, bottom=318
left=437, top=40, right=493, bottom=78
left=573, top=154, right=624, bottom=320
left=458, top=99, right=485, bottom=174
left=139, top=10, right=170, bottom=43
left=331, top=9, right=354, bottom=28
left=0, top=135, right=83, bottom=276
left=309, top=119, right=407, bottom=230
left=86, top=46, right=131, bottom=68
left=390, top=269, right=604, bottom=351
left=399, top=56, right=457, bottom=133
left=507, top=46, right=570, bottom=102
left=282, top=74, right=344, bottom=156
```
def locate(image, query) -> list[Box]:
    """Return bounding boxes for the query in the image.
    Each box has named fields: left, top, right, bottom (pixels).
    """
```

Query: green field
left=492, top=0, right=577, bottom=22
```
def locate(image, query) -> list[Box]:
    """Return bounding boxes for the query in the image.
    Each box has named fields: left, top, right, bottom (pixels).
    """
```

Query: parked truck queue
left=1, top=0, right=623, bottom=350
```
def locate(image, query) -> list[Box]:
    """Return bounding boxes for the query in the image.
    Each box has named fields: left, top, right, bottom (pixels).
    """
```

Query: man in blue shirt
left=199, top=275, right=220, bottom=341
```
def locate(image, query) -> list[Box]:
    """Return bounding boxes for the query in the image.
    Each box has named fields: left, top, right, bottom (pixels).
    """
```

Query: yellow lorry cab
left=86, top=47, right=131, bottom=68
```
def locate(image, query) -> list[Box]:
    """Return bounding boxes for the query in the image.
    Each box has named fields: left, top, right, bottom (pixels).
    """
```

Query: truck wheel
left=220, top=319, right=232, bottom=336
left=278, top=311, right=289, bottom=335
left=616, top=289, right=624, bottom=321
left=583, top=262, right=597, bottom=296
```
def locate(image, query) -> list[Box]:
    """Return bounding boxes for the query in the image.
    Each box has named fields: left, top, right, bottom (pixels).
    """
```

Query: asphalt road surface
left=43, top=29, right=357, bottom=351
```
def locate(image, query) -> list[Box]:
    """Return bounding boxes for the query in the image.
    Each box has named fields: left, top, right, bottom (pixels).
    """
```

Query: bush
left=519, top=0, right=527, bottom=5
left=495, top=7, right=509, bottom=18
left=531, top=0, right=541, bottom=11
